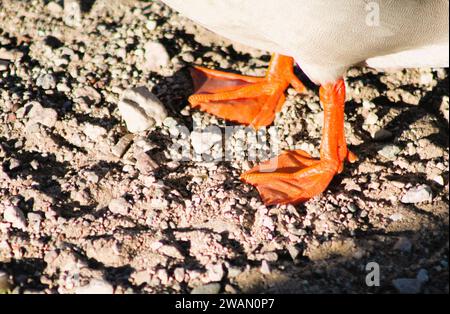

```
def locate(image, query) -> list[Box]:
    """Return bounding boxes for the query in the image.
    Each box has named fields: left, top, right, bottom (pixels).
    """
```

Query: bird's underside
left=160, top=0, right=449, bottom=205
left=162, top=0, right=449, bottom=83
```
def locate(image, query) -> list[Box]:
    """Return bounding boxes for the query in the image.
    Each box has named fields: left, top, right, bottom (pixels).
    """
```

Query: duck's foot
left=241, top=79, right=358, bottom=205
left=188, top=54, right=305, bottom=129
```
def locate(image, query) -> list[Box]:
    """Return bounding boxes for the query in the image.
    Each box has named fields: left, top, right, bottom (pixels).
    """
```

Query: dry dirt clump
left=0, top=0, right=448, bottom=294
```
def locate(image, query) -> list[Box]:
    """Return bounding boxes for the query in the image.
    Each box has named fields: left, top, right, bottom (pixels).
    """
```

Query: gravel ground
left=0, top=0, right=448, bottom=294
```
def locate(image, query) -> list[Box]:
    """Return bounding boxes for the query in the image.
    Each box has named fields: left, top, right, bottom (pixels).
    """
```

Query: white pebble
left=64, top=0, right=82, bottom=28
left=24, top=101, right=58, bottom=128
left=118, top=86, right=167, bottom=133
left=433, top=175, right=444, bottom=186
left=389, top=213, right=404, bottom=222
left=146, top=20, right=157, bottom=31
left=401, top=185, right=433, bottom=204
left=3, top=205, right=27, bottom=230
left=378, top=144, right=401, bottom=160
left=143, top=41, right=170, bottom=72
left=0, top=60, right=8, bottom=72
left=191, top=283, right=221, bottom=294
left=206, top=263, right=224, bottom=282
left=108, top=197, right=130, bottom=215
left=260, top=260, right=271, bottom=275
left=364, top=112, right=379, bottom=125
left=191, top=129, right=222, bottom=155
left=83, top=123, right=107, bottom=140
left=75, top=279, right=114, bottom=294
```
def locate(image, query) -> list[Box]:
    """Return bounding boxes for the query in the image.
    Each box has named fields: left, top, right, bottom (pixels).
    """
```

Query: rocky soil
left=0, top=0, right=448, bottom=294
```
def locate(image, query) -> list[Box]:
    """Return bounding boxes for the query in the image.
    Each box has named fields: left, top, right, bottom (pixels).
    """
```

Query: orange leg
left=241, top=79, right=357, bottom=205
left=188, top=54, right=306, bottom=129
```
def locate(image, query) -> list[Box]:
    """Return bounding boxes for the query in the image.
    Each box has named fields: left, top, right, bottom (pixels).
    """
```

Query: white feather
left=161, top=0, right=449, bottom=84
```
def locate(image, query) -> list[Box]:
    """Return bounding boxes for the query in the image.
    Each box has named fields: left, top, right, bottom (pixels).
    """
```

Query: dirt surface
left=0, top=0, right=448, bottom=294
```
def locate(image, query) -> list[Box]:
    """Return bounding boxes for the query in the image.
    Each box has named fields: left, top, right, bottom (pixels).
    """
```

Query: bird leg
left=241, top=79, right=357, bottom=205
left=188, top=54, right=306, bottom=129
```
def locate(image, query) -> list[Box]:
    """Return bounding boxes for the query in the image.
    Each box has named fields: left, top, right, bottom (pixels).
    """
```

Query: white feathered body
left=161, top=0, right=449, bottom=84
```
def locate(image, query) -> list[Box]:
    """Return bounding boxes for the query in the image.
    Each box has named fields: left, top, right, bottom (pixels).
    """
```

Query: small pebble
left=46, top=1, right=63, bottom=16
left=440, top=96, right=449, bottom=122
left=373, top=129, right=393, bottom=141
left=74, top=86, right=102, bottom=105
left=0, top=271, right=12, bottom=291
left=227, top=266, right=242, bottom=278
left=134, top=148, right=158, bottom=174
left=83, top=123, right=107, bottom=140
left=260, top=260, right=271, bottom=275
left=133, top=270, right=151, bottom=286
left=191, top=283, right=221, bottom=294
left=146, top=20, right=157, bottom=31
left=416, top=269, right=429, bottom=283
left=25, top=101, right=58, bottom=128
left=3, top=204, right=27, bottom=230
left=206, top=263, right=225, bottom=282
left=142, top=41, right=170, bottom=72
left=191, top=129, right=222, bottom=155
left=118, top=86, right=167, bottom=133
left=224, top=284, right=238, bottom=294
left=157, top=245, right=184, bottom=259
left=401, top=185, right=433, bottom=204
left=111, top=134, right=134, bottom=158
left=75, top=279, right=114, bottom=294
left=36, top=73, right=57, bottom=90
left=433, top=175, right=444, bottom=186
left=393, top=237, right=412, bottom=253
left=0, top=60, right=8, bottom=71
left=157, top=269, right=169, bottom=285
left=389, top=213, right=404, bottom=222
left=378, top=144, right=401, bottom=160
left=364, top=112, right=378, bottom=125
left=8, top=158, right=21, bottom=170
left=108, top=197, right=130, bottom=215
left=392, top=278, right=422, bottom=294
left=174, top=268, right=185, bottom=283
left=64, top=0, right=82, bottom=28
left=0, top=49, right=23, bottom=61
left=347, top=203, right=359, bottom=213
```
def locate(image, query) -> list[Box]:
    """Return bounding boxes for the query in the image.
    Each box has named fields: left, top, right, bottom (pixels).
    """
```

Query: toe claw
left=347, top=150, right=358, bottom=163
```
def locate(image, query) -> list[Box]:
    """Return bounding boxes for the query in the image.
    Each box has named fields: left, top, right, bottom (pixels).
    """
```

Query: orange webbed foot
left=241, top=150, right=335, bottom=205
left=188, top=54, right=306, bottom=129
left=241, top=79, right=356, bottom=205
